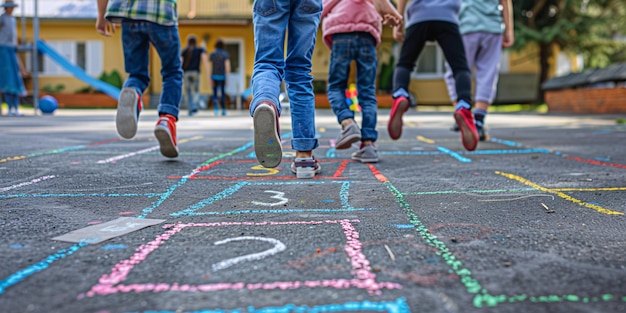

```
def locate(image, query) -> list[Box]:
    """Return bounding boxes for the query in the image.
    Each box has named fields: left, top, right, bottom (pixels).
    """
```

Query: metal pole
left=32, top=0, right=39, bottom=114
left=20, top=0, right=25, bottom=40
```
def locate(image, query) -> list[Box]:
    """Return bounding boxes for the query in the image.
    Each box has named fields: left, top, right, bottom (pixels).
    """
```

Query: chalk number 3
left=251, top=190, right=288, bottom=206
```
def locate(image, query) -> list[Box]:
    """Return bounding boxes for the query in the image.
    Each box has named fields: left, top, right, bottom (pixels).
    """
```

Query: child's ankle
left=295, top=151, right=313, bottom=159
left=340, top=118, right=355, bottom=128
left=360, top=140, right=374, bottom=148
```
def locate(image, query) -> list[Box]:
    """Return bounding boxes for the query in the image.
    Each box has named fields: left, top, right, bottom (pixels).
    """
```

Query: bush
left=99, top=70, right=123, bottom=89
left=42, top=83, right=65, bottom=93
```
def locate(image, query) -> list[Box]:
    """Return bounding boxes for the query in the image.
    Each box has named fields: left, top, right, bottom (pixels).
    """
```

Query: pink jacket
left=321, top=0, right=382, bottom=49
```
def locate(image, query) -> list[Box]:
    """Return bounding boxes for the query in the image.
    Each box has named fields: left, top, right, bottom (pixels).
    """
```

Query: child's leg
left=437, top=22, right=478, bottom=150
left=190, top=72, right=199, bottom=113
left=392, top=23, right=428, bottom=99
left=473, top=33, right=503, bottom=113
left=120, top=22, right=151, bottom=98
left=436, top=23, right=472, bottom=107
left=148, top=23, right=183, bottom=119
left=444, top=32, right=479, bottom=105
left=251, top=1, right=292, bottom=168
left=5, top=93, right=17, bottom=113
left=218, top=81, right=226, bottom=111
left=355, top=34, right=379, bottom=144
left=212, top=80, right=219, bottom=113
left=250, top=3, right=288, bottom=117
left=285, top=1, right=322, bottom=158
left=327, top=33, right=354, bottom=126
left=389, top=23, right=428, bottom=139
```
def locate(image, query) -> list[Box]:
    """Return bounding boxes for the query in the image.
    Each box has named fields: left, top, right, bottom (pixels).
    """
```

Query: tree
left=513, top=0, right=626, bottom=102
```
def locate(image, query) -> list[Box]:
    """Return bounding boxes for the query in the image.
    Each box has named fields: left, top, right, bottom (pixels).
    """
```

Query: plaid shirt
left=105, top=0, right=178, bottom=26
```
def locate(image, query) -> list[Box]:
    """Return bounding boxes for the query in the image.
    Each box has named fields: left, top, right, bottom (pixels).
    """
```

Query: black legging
left=393, top=21, right=472, bottom=105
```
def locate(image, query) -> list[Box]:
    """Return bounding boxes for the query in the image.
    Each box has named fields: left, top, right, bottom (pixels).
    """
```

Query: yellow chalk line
left=495, top=171, right=624, bottom=216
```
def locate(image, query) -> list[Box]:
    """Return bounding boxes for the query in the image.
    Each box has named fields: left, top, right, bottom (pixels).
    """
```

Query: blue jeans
left=327, top=32, right=379, bottom=142
left=183, top=71, right=200, bottom=112
left=121, top=21, right=183, bottom=119
left=212, top=78, right=226, bottom=111
left=250, top=0, right=322, bottom=152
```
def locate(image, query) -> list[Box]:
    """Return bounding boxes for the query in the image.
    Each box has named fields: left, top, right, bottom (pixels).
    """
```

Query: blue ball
left=39, top=95, right=58, bottom=114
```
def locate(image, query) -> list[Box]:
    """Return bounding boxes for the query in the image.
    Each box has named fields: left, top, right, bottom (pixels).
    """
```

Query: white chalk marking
left=97, top=146, right=159, bottom=164
left=212, top=236, right=286, bottom=271
left=0, top=175, right=56, bottom=192
left=251, top=190, right=288, bottom=207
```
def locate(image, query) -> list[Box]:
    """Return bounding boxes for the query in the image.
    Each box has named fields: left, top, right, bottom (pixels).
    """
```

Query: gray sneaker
left=335, top=123, right=361, bottom=149
left=351, top=144, right=379, bottom=163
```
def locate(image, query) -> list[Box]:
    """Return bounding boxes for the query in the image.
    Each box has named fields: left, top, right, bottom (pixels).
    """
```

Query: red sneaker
left=154, top=113, right=178, bottom=158
left=453, top=107, right=479, bottom=151
left=253, top=101, right=282, bottom=168
left=388, top=96, right=409, bottom=140
left=116, top=87, right=143, bottom=139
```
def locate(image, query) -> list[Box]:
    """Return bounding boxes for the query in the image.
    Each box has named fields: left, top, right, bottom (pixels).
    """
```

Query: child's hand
left=393, top=25, right=404, bottom=42
left=373, top=0, right=403, bottom=27
left=95, top=17, right=115, bottom=37
left=382, top=13, right=402, bottom=27
left=502, top=29, right=514, bottom=48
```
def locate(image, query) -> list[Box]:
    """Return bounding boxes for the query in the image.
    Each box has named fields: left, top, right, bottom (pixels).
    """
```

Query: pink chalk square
left=84, top=219, right=402, bottom=297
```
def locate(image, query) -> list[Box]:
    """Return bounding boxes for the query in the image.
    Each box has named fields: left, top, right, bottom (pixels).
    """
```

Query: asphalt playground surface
left=1, top=106, right=625, bottom=313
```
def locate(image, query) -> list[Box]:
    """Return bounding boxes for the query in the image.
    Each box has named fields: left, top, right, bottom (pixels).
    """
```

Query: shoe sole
left=253, top=104, right=282, bottom=168
left=291, top=163, right=321, bottom=179
left=154, top=126, right=179, bottom=158
left=116, top=88, right=138, bottom=139
left=453, top=112, right=479, bottom=151
left=388, top=98, right=409, bottom=140
left=335, top=133, right=361, bottom=150
left=352, top=156, right=379, bottom=163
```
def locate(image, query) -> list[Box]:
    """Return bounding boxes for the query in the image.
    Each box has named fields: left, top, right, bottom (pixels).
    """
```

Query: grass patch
left=490, top=103, right=548, bottom=113
left=616, top=118, right=626, bottom=124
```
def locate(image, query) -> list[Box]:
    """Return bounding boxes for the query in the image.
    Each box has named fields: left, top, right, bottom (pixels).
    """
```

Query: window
left=411, top=42, right=446, bottom=79
left=29, top=40, right=103, bottom=77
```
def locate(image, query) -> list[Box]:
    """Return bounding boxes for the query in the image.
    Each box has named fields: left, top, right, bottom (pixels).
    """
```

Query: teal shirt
left=105, top=0, right=178, bottom=26
left=458, top=0, right=504, bottom=35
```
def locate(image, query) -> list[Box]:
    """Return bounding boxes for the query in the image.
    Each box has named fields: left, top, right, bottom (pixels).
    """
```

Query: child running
left=96, top=0, right=183, bottom=158
left=445, top=0, right=515, bottom=141
left=322, top=0, right=403, bottom=163
left=388, top=0, right=479, bottom=151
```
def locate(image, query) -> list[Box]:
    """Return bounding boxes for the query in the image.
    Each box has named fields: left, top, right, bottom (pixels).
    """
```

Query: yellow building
left=16, top=0, right=543, bottom=108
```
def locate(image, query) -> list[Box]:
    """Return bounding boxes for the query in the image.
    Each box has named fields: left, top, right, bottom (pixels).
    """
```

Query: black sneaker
left=450, top=123, right=460, bottom=132
left=475, top=120, right=487, bottom=141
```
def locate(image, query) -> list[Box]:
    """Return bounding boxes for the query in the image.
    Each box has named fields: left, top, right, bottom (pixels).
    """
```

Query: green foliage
left=513, top=0, right=626, bottom=67
left=42, top=83, right=65, bottom=93
left=312, top=80, right=327, bottom=94
left=75, top=70, right=124, bottom=94
left=378, top=54, right=395, bottom=93
left=99, top=70, right=123, bottom=89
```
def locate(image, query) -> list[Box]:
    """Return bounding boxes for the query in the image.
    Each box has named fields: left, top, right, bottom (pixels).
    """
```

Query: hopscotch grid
left=362, top=163, right=626, bottom=309
left=166, top=159, right=353, bottom=181
left=121, top=297, right=412, bottom=313
left=170, top=181, right=376, bottom=217
left=0, top=142, right=255, bottom=296
left=82, top=219, right=402, bottom=298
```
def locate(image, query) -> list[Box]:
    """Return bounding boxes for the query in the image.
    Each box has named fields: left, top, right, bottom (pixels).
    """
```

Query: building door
left=222, top=38, right=245, bottom=109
